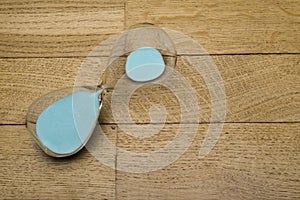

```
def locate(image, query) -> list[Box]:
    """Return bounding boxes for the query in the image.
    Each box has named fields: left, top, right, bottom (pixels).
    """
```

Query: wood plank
left=1, top=54, right=298, bottom=124
left=0, top=125, right=117, bottom=199
left=115, top=123, right=300, bottom=199
left=0, top=0, right=124, bottom=57
left=1, top=2, right=299, bottom=200
left=1, top=1, right=299, bottom=57
left=0, top=58, right=82, bottom=124
left=2, top=123, right=298, bottom=199
left=125, top=0, right=300, bottom=54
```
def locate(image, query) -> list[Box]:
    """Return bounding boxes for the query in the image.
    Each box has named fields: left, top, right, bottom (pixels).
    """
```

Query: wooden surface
left=0, top=0, right=299, bottom=199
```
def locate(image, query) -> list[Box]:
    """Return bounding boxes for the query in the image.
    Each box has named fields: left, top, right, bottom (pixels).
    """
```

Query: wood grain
left=1, top=123, right=298, bottom=199
left=0, top=125, right=117, bottom=199
left=1, top=0, right=300, bottom=57
left=0, top=0, right=124, bottom=57
left=1, top=1, right=299, bottom=199
left=116, top=123, right=300, bottom=200
left=0, top=58, right=82, bottom=124
left=125, top=0, right=300, bottom=54
left=1, top=55, right=298, bottom=124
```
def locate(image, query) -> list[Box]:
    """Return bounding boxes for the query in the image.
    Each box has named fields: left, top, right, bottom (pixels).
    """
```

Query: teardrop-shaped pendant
left=27, top=88, right=103, bottom=157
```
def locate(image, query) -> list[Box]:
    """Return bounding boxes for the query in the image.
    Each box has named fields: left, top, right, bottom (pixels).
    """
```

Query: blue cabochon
left=125, top=47, right=165, bottom=82
left=36, top=90, right=102, bottom=155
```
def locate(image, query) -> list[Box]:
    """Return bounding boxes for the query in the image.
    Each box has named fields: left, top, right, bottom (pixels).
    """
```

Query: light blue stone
left=125, top=47, right=165, bottom=82
left=36, top=90, right=102, bottom=155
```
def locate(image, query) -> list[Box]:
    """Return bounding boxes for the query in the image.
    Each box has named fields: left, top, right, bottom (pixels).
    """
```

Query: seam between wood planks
left=2, top=121, right=300, bottom=126
left=0, top=52, right=299, bottom=59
